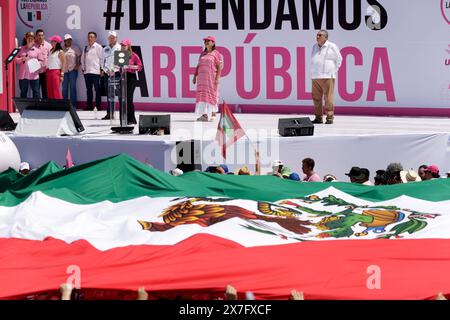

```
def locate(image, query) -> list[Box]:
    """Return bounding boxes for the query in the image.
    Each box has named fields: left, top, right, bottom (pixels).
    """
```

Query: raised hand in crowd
left=290, top=290, right=304, bottom=300
left=225, top=285, right=238, bottom=300
left=137, top=287, right=149, bottom=300
left=60, top=283, right=73, bottom=300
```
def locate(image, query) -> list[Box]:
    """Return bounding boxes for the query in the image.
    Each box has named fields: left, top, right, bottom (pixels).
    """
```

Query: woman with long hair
left=46, top=35, right=65, bottom=99
left=15, top=31, right=44, bottom=98
left=120, top=39, right=143, bottom=125
left=193, top=36, right=223, bottom=122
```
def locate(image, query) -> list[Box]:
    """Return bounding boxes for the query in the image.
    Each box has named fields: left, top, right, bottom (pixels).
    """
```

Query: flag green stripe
left=1, top=154, right=450, bottom=207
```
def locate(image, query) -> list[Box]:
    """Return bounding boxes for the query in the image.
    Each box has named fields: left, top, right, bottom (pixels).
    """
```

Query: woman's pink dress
left=195, top=50, right=223, bottom=117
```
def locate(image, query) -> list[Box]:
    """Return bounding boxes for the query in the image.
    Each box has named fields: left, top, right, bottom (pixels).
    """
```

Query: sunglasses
left=317, top=34, right=324, bottom=37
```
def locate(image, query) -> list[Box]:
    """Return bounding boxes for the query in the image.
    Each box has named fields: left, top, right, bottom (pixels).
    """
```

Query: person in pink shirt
left=193, top=36, right=223, bottom=122
left=34, top=29, right=52, bottom=99
left=302, top=158, right=321, bottom=182
left=15, top=32, right=44, bottom=98
left=120, top=39, right=143, bottom=125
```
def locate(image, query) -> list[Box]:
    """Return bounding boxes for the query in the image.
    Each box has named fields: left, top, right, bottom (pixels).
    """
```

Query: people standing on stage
left=62, top=34, right=81, bottom=108
left=120, top=39, right=143, bottom=125
left=16, top=32, right=44, bottom=99
left=193, top=36, right=223, bottom=122
left=81, top=32, right=103, bottom=111
left=101, top=31, right=121, bottom=120
left=311, top=30, right=342, bottom=125
left=46, top=35, right=65, bottom=99
left=34, top=29, right=52, bottom=99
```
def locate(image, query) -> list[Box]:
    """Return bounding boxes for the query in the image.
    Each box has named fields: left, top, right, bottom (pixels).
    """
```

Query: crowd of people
left=17, top=155, right=450, bottom=184
left=15, top=29, right=142, bottom=124
left=26, top=283, right=442, bottom=300
left=170, top=158, right=450, bottom=185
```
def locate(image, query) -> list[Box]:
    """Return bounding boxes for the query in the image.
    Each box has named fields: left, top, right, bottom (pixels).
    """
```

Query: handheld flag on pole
left=65, top=147, right=74, bottom=169
left=216, top=101, right=246, bottom=159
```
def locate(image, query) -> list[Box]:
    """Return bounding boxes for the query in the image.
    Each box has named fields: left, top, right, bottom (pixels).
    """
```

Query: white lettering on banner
left=66, top=265, right=81, bottom=289
left=367, top=265, right=381, bottom=290
left=66, top=5, right=81, bottom=30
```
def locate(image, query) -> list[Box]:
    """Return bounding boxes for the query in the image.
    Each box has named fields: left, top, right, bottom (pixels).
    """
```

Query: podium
left=111, top=51, right=134, bottom=134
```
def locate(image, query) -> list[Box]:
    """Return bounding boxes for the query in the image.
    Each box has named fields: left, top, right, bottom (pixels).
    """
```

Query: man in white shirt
left=101, top=31, right=121, bottom=120
left=81, top=32, right=103, bottom=111
left=311, top=30, right=342, bottom=125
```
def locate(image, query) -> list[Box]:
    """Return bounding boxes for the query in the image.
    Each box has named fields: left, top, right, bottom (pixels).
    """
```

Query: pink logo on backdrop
left=442, top=0, right=450, bottom=24
left=16, top=0, right=52, bottom=29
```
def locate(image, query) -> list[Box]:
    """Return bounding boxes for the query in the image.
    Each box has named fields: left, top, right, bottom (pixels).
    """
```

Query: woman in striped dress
left=193, top=36, right=223, bottom=122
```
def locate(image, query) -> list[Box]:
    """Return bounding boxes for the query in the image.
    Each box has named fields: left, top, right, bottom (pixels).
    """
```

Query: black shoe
left=311, top=119, right=323, bottom=124
left=102, top=114, right=111, bottom=120
left=128, top=120, right=137, bottom=125
left=325, top=119, right=334, bottom=124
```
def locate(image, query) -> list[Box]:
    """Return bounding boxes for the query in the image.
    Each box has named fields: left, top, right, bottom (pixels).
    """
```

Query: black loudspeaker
left=0, top=111, right=16, bottom=131
left=139, top=114, right=171, bottom=135
left=175, top=140, right=202, bottom=172
left=278, top=117, right=314, bottom=137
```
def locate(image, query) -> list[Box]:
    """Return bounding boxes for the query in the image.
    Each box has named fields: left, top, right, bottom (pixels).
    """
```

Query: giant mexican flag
left=1, top=154, right=450, bottom=300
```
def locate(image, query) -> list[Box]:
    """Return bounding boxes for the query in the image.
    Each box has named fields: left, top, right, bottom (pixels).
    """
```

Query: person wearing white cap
left=101, top=31, right=121, bottom=120
left=170, top=168, right=184, bottom=177
left=62, top=34, right=81, bottom=108
left=19, top=162, right=30, bottom=175
left=271, top=160, right=292, bottom=178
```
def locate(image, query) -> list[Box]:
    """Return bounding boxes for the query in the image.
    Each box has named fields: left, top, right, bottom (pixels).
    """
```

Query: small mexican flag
left=216, top=101, right=246, bottom=159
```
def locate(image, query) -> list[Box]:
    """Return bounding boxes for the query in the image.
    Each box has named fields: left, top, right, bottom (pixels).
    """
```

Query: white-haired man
left=101, top=31, right=121, bottom=120
left=311, top=30, right=342, bottom=125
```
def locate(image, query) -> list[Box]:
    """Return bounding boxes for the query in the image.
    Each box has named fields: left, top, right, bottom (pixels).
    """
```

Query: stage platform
left=6, top=111, right=450, bottom=181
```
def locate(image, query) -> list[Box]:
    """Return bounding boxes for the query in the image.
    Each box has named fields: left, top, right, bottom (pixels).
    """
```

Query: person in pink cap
left=424, top=165, right=440, bottom=180
left=46, top=35, right=65, bottom=99
left=119, top=39, right=143, bottom=124
left=193, top=36, right=223, bottom=122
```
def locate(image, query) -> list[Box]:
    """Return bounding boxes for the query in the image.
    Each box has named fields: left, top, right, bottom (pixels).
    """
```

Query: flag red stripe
left=1, top=235, right=450, bottom=300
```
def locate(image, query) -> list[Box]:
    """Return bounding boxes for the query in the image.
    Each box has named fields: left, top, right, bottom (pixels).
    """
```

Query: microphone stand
left=111, top=65, right=134, bottom=134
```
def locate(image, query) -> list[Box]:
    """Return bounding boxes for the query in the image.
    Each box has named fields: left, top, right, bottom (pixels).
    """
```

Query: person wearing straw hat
left=400, top=170, right=422, bottom=183
left=193, top=36, right=223, bottom=122
left=46, top=35, right=65, bottom=99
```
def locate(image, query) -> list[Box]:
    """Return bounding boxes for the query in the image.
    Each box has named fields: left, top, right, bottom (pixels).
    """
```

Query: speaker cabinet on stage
left=278, top=117, right=314, bottom=137
left=175, top=140, right=202, bottom=172
left=12, top=98, right=84, bottom=136
left=0, top=111, right=16, bottom=131
left=139, top=115, right=171, bottom=135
